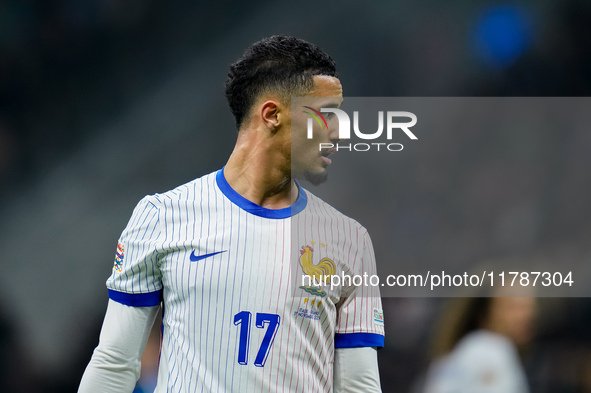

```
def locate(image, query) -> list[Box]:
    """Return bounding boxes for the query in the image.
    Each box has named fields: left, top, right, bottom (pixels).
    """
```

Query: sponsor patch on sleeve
left=113, top=243, right=125, bottom=272
left=373, top=308, right=384, bottom=325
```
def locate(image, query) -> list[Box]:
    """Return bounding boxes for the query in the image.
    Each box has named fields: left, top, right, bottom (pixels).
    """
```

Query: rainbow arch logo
left=302, top=106, right=328, bottom=130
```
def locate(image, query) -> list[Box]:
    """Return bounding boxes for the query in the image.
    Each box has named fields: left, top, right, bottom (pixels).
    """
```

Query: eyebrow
left=321, top=100, right=342, bottom=108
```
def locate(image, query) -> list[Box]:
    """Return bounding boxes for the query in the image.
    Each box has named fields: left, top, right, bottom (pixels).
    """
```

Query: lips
left=322, top=148, right=337, bottom=157
left=321, top=148, right=337, bottom=165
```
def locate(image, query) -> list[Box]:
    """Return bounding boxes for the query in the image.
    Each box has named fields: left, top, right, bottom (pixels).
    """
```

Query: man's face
left=290, top=76, right=343, bottom=185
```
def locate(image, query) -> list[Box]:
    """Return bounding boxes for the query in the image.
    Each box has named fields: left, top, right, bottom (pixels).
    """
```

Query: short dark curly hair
left=225, top=35, right=337, bottom=129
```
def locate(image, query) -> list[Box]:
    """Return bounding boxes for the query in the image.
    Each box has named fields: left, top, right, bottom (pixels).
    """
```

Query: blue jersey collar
left=216, top=168, right=307, bottom=219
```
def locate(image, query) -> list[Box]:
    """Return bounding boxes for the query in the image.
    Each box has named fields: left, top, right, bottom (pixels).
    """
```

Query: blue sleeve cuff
left=335, top=333, right=384, bottom=348
left=108, top=289, right=162, bottom=307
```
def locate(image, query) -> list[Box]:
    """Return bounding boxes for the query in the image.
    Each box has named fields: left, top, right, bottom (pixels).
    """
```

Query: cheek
left=290, top=134, right=312, bottom=159
left=293, top=126, right=321, bottom=150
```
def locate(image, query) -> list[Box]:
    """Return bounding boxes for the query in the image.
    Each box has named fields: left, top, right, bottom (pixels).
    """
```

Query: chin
left=304, top=170, right=328, bottom=186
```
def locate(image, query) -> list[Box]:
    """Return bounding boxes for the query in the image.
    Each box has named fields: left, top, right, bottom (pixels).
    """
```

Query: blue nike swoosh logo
left=190, top=250, right=227, bottom=262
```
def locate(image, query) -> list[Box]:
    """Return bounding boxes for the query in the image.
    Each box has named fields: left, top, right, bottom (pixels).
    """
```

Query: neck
left=223, top=128, right=297, bottom=209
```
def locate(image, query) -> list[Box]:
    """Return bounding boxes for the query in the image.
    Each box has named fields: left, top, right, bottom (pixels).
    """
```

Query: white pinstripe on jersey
left=106, top=168, right=384, bottom=392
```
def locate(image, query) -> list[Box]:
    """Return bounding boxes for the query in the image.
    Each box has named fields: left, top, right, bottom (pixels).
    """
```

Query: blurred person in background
left=421, top=292, right=536, bottom=393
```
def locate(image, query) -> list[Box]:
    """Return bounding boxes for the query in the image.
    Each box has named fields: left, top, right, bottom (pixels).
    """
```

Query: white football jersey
left=106, top=169, right=384, bottom=393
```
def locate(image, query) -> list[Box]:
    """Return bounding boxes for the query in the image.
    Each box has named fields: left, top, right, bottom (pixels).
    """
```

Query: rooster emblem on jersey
left=299, top=245, right=336, bottom=297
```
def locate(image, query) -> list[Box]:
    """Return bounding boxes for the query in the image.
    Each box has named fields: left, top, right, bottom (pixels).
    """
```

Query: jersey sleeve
left=106, top=195, right=163, bottom=307
left=334, top=230, right=385, bottom=349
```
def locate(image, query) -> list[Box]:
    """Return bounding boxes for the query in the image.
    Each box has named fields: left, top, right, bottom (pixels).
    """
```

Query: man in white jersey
left=79, top=35, right=384, bottom=392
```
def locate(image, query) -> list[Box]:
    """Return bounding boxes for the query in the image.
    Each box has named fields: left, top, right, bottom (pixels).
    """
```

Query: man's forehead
left=306, top=75, right=343, bottom=106
left=309, top=76, right=342, bottom=95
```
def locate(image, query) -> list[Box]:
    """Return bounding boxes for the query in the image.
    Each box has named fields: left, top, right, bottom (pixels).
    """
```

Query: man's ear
left=260, top=100, right=282, bottom=131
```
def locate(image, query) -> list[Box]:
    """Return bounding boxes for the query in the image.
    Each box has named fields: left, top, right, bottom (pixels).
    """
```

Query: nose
left=328, top=121, right=342, bottom=144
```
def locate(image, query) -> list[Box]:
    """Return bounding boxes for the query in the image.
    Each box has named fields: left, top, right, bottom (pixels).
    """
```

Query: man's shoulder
left=143, top=170, right=219, bottom=208
left=302, top=187, right=367, bottom=234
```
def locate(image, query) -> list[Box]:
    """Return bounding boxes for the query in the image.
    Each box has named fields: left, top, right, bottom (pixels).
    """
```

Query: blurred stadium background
left=1, top=0, right=591, bottom=392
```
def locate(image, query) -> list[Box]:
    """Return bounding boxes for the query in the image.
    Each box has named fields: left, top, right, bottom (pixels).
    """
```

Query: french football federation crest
left=298, top=244, right=335, bottom=297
